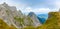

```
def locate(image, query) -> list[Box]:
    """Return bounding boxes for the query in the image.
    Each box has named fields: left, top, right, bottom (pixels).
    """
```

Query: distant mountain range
left=37, top=16, right=46, bottom=24
left=36, top=14, right=48, bottom=24
left=37, top=14, right=48, bottom=20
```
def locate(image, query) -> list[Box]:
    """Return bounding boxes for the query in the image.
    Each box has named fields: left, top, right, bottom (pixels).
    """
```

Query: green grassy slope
left=0, top=18, right=17, bottom=29
left=37, top=12, right=60, bottom=29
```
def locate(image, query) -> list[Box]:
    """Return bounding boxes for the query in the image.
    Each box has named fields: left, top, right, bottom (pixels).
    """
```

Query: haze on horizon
left=0, top=0, right=60, bottom=14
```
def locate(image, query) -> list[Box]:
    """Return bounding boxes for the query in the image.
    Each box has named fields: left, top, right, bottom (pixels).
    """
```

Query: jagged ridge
left=0, top=2, right=42, bottom=29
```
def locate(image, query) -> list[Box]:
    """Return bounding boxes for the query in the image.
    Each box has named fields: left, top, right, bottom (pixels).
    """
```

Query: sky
left=0, top=0, right=60, bottom=14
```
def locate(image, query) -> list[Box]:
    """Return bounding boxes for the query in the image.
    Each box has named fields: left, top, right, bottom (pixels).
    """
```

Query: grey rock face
left=59, top=8, right=60, bottom=12
left=0, top=2, right=42, bottom=28
left=28, top=12, right=42, bottom=26
left=0, top=2, right=23, bottom=28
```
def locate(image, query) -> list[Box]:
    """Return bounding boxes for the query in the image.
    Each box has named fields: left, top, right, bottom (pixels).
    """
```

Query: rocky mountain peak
left=28, top=12, right=42, bottom=26
left=2, top=2, right=8, bottom=6
left=28, top=12, right=36, bottom=17
left=0, top=3, right=42, bottom=28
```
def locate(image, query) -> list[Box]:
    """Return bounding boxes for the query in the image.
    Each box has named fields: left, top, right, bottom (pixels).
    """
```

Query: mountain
left=0, top=2, right=24, bottom=28
left=37, top=14, right=47, bottom=24
left=37, top=12, right=60, bottom=29
left=46, top=12, right=60, bottom=24
left=28, top=12, right=42, bottom=26
left=37, top=14, right=48, bottom=20
left=20, top=12, right=60, bottom=29
left=0, top=2, right=42, bottom=29
left=45, top=12, right=60, bottom=29
left=37, top=16, right=46, bottom=24
left=1, top=2, right=60, bottom=29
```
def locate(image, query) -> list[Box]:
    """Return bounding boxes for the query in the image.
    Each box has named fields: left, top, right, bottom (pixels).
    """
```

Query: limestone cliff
left=0, top=2, right=41, bottom=28
left=28, top=12, right=42, bottom=26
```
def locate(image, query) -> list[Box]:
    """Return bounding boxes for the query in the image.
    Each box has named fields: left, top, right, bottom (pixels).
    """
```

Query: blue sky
left=0, top=0, right=60, bottom=14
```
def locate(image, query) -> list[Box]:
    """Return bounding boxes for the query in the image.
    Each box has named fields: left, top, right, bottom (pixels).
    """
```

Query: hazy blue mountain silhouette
left=37, top=14, right=48, bottom=24
left=37, top=14, right=48, bottom=19
left=37, top=16, right=46, bottom=24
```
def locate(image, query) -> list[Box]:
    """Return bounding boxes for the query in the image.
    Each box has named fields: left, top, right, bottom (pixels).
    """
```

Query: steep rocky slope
left=28, top=12, right=42, bottom=26
left=0, top=2, right=23, bottom=28
left=0, top=2, right=42, bottom=28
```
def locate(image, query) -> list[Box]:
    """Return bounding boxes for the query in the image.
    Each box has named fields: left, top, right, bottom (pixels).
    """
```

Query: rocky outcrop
left=0, top=2, right=22, bottom=28
left=46, top=12, right=60, bottom=24
left=0, top=2, right=42, bottom=28
left=28, top=12, right=42, bottom=26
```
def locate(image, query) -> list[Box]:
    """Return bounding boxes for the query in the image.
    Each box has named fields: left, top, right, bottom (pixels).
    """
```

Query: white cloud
left=22, top=7, right=59, bottom=14
left=0, top=0, right=27, bottom=11
left=34, top=8, right=58, bottom=14
left=34, top=8, right=51, bottom=13
left=54, top=0, right=60, bottom=8
left=23, top=7, right=32, bottom=12
left=0, top=0, right=5, bottom=4
left=49, top=0, right=60, bottom=8
left=0, top=0, right=59, bottom=14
